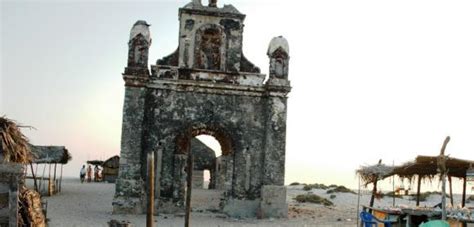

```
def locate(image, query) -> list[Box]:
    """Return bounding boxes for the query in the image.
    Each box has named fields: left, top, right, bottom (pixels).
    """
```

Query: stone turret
left=267, top=36, right=289, bottom=80
left=124, top=20, right=151, bottom=76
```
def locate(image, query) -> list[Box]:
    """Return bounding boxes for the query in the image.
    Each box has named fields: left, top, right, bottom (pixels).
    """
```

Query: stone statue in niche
left=196, top=28, right=222, bottom=70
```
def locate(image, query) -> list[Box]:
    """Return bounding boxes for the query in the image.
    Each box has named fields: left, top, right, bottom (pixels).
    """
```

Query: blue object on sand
left=359, top=211, right=392, bottom=227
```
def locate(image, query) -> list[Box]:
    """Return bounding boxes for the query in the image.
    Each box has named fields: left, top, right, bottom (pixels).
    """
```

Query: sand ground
left=41, top=178, right=472, bottom=227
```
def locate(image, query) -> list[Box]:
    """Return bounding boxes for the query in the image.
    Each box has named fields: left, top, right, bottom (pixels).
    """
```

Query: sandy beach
left=38, top=178, right=472, bottom=227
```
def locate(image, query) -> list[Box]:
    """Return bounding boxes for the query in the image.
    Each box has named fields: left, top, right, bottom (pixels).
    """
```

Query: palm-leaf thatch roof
left=393, top=155, right=474, bottom=179
left=30, top=145, right=71, bottom=164
left=356, top=163, right=395, bottom=186
left=357, top=155, right=474, bottom=185
left=0, top=117, right=33, bottom=164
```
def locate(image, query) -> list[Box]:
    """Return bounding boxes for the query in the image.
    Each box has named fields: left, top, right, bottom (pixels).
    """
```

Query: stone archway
left=114, top=2, right=291, bottom=218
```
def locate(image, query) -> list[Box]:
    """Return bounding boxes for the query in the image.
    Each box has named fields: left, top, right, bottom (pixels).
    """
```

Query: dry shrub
left=0, top=117, right=33, bottom=163
left=294, top=194, right=333, bottom=206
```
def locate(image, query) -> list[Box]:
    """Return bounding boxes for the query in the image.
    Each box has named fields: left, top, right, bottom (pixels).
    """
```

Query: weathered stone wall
left=143, top=88, right=267, bottom=199
left=114, top=1, right=291, bottom=218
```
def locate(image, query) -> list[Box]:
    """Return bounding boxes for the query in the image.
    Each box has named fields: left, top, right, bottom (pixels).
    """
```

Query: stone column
left=113, top=20, right=151, bottom=214
left=113, top=86, right=147, bottom=214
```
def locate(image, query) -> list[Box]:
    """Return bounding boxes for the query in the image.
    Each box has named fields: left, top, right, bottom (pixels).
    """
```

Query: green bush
left=289, top=182, right=300, bottom=186
left=303, top=183, right=329, bottom=191
left=294, top=194, right=333, bottom=206
left=326, top=186, right=356, bottom=194
left=468, top=195, right=474, bottom=201
left=328, top=184, right=338, bottom=188
left=329, top=194, right=336, bottom=199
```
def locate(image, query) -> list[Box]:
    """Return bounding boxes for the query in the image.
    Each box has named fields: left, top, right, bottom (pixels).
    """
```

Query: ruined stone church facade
left=113, top=0, right=291, bottom=218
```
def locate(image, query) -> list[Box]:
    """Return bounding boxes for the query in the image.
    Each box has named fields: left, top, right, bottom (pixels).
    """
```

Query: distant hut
left=29, top=145, right=71, bottom=196
left=0, top=117, right=45, bottom=226
left=102, top=155, right=119, bottom=183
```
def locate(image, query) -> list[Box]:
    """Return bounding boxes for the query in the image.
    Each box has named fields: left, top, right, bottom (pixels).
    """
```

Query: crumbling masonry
left=113, top=0, right=291, bottom=218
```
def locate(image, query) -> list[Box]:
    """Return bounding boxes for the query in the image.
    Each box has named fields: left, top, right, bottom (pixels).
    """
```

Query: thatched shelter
left=29, top=145, right=71, bottom=196
left=30, top=145, right=71, bottom=164
left=102, top=155, right=119, bottom=183
left=357, top=155, right=474, bottom=208
left=0, top=117, right=46, bottom=226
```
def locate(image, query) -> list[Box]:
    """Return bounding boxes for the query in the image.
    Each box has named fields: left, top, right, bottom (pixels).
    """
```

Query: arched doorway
left=188, top=135, right=225, bottom=211
left=174, top=125, right=235, bottom=212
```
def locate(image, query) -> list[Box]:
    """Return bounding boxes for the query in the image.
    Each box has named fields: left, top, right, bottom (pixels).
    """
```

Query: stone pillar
left=263, top=36, right=291, bottom=186
left=113, top=86, right=147, bottom=214
left=113, top=20, right=151, bottom=214
left=259, top=185, right=288, bottom=218
left=262, top=96, right=288, bottom=186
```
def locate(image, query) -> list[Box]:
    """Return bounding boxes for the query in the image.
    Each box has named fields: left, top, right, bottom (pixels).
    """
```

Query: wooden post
left=48, top=163, right=52, bottom=196
left=185, top=153, right=193, bottom=227
left=416, top=175, right=422, bottom=206
left=146, top=152, right=155, bottom=227
left=448, top=176, right=454, bottom=206
left=39, top=164, right=46, bottom=193
left=30, top=163, right=38, bottom=192
left=462, top=176, right=467, bottom=207
left=59, top=164, right=63, bottom=192
left=53, top=163, right=57, bottom=193
left=369, top=178, right=377, bottom=210
left=438, top=136, right=450, bottom=221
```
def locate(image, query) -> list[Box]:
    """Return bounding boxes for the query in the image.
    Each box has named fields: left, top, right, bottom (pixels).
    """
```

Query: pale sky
left=2, top=0, right=474, bottom=193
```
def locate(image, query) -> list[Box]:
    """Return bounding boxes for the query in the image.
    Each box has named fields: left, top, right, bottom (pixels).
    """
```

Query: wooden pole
left=356, top=175, right=361, bottom=226
left=448, top=176, right=454, bottom=206
left=146, top=152, right=155, bottom=227
left=462, top=176, right=467, bottom=207
left=30, top=163, right=38, bottom=192
left=416, top=175, right=422, bottom=206
left=369, top=178, right=377, bottom=210
left=39, top=164, right=46, bottom=193
left=438, top=136, right=450, bottom=221
left=59, top=164, right=63, bottom=192
left=185, top=153, right=193, bottom=227
left=48, top=163, right=52, bottom=196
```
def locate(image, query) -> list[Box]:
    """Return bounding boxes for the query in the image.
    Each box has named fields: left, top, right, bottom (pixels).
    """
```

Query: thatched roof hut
left=393, top=155, right=474, bottom=179
left=30, top=145, right=71, bottom=164
left=102, top=155, right=119, bottom=169
left=357, top=155, right=474, bottom=208
left=0, top=117, right=33, bottom=163
left=102, top=155, right=119, bottom=183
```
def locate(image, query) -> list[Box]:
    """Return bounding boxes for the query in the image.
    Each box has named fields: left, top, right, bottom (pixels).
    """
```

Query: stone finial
left=125, top=20, right=151, bottom=76
left=129, top=20, right=151, bottom=44
left=267, top=36, right=289, bottom=57
left=267, top=36, right=289, bottom=79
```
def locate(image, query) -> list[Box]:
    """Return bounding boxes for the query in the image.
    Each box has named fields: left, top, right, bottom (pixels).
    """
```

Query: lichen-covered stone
left=114, top=1, right=291, bottom=218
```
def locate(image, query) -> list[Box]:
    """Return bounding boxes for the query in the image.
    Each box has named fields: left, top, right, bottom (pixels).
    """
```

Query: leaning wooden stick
left=438, top=136, right=450, bottom=220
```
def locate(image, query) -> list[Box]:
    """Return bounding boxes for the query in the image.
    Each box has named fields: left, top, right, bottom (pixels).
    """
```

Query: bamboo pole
left=185, top=153, right=193, bottom=227
left=146, top=152, right=155, bottom=227
left=39, top=164, right=46, bottom=193
left=356, top=175, right=361, bottom=226
left=462, top=176, right=467, bottom=207
left=59, top=164, right=63, bottom=192
left=448, top=176, right=454, bottom=206
left=369, top=178, right=377, bottom=210
left=438, top=136, right=450, bottom=221
left=48, top=163, right=52, bottom=196
left=416, top=175, right=422, bottom=206
left=30, top=163, right=38, bottom=192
